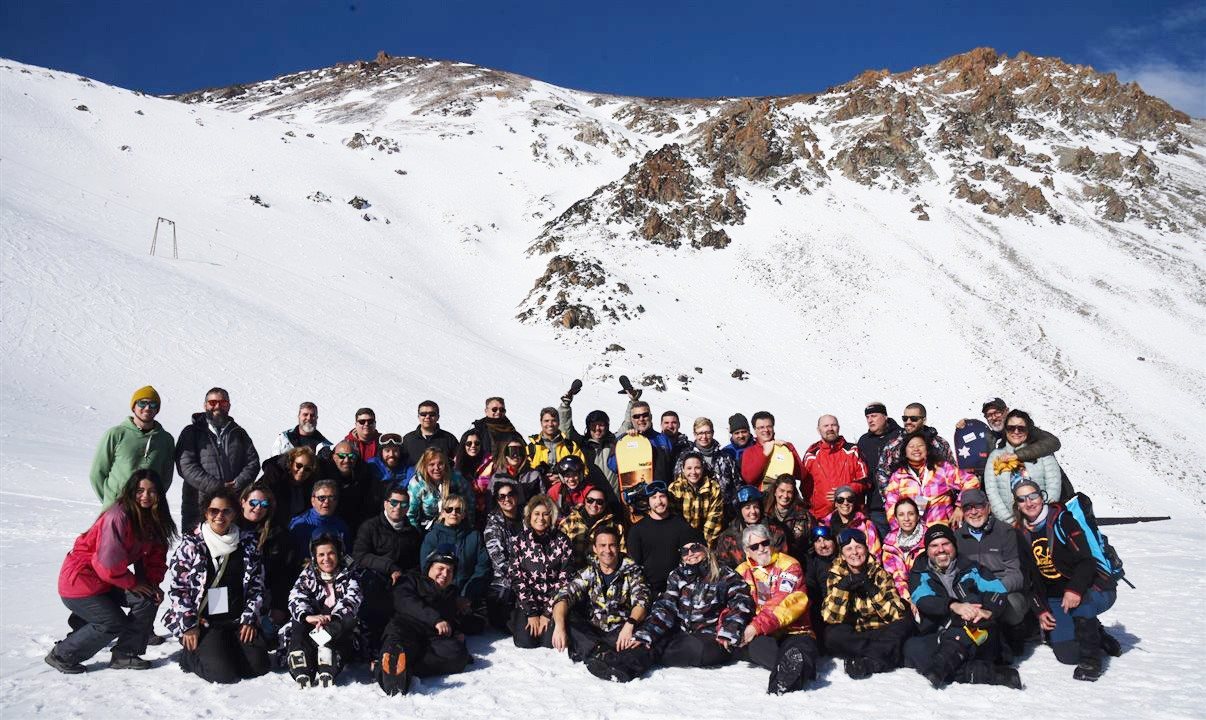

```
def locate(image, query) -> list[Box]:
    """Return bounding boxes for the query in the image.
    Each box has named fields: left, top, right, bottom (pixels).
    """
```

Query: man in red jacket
left=802, top=415, right=869, bottom=521
left=344, top=407, right=381, bottom=461
left=740, top=411, right=804, bottom=492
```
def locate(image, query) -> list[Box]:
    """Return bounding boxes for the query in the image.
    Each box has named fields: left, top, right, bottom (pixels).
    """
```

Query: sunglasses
left=206, top=399, right=231, bottom=408
left=293, top=462, right=314, bottom=472
left=1005, top=424, right=1028, bottom=433
left=746, top=539, right=771, bottom=552
left=334, top=452, right=359, bottom=460
left=386, top=498, right=406, bottom=508
left=487, top=406, right=505, bottom=414
left=679, top=542, right=706, bottom=557
left=902, top=415, right=923, bottom=422
left=584, top=497, right=606, bottom=506
left=443, top=506, right=465, bottom=514
left=834, top=496, right=855, bottom=505
left=496, top=492, right=516, bottom=501
left=631, top=412, right=651, bottom=420
left=1015, top=491, right=1043, bottom=503
left=463, top=440, right=480, bottom=447
left=418, top=411, right=439, bottom=418
left=206, top=507, right=234, bottom=518
left=135, top=399, right=160, bottom=410
left=356, top=418, right=376, bottom=426
left=313, top=494, right=335, bottom=503
left=246, top=498, right=271, bottom=509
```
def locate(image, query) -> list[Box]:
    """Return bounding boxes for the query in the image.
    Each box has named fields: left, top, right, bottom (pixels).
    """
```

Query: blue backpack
left=1051, top=492, right=1132, bottom=589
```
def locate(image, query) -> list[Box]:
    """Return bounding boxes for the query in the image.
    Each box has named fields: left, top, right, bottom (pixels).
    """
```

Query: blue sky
left=2, top=0, right=1203, bottom=115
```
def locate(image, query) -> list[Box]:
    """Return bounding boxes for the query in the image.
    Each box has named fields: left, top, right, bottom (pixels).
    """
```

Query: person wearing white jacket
left=984, top=410, right=1063, bottom=522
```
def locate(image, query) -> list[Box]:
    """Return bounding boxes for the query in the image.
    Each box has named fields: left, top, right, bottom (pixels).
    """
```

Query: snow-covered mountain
left=2, top=48, right=1205, bottom=719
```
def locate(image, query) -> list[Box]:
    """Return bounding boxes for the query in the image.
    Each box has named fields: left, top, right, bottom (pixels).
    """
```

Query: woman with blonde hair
left=407, top=448, right=474, bottom=530
left=510, top=494, right=573, bottom=649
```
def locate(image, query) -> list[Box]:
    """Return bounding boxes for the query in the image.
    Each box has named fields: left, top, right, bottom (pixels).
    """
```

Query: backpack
left=1050, top=492, right=1132, bottom=589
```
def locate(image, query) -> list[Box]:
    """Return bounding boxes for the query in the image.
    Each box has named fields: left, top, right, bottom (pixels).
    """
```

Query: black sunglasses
left=746, top=539, right=771, bottom=552
left=902, top=415, right=923, bottom=422
left=679, top=542, right=706, bottom=557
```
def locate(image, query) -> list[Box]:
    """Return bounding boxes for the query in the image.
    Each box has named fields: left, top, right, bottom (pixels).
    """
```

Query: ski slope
left=1, top=57, right=1205, bottom=718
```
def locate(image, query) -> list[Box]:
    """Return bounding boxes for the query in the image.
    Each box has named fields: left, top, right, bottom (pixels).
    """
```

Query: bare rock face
left=697, top=99, right=798, bottom=181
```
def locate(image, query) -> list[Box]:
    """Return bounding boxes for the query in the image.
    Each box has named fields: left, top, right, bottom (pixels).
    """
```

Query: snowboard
left=616, top=433, right=654, bottom=506
left=954, top=419, right=992, bottom=472
left=762, top=444, right=796, bottom=489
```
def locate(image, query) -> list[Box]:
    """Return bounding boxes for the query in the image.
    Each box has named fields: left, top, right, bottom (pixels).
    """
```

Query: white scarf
left=201, top=522, right=240, bottom=565
left=895, top=523, right=925, bottom=551
left=385, top=511, right=406, bottom=531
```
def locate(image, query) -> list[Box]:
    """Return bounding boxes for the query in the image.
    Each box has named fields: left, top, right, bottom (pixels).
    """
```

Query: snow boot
left=316, top=670, right=334, bottom=688
left=1099, top=621, right=1122, bottom=657
left=109, top=653, right=151, bottom=670
left=768, top=646, right=810, bottom=694
left=844, top=657, right=872, bottom=680
left=992, top=665, right=1024, bottom=689
left=1072, top=617, right=1104, bottom=681
left=287, top=650, right=313, bottom=688
left=922, top=641, right=969, bottom=688
left=378, top=649, right=410, bottom=696
left=44, top=647, right=85, bottom=674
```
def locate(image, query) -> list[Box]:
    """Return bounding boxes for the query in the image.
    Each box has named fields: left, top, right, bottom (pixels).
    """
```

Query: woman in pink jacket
left=879, top=498, right=925, bottom=602
left=884, top=432, right=980, bottom=532
left=46, top=469, right=177, bottom=673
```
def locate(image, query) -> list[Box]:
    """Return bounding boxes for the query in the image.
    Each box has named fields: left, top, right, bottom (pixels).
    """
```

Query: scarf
left=385, top=511, right=406, bottom=531
left=1025, top=505, right=1051, bottom=532
left=201, top=522, right=240, bottom=563
left=895, top=523, right=925, bottom=551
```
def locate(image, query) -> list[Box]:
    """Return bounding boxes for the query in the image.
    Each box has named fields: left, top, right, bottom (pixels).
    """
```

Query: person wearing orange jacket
left=801, top=415, right=869, bottom=521
left=734, top=523, right=818, bottom=694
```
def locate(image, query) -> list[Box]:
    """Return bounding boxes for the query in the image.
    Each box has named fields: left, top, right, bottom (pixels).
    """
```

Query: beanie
left=729, top=413, right=750, bottom=433
left=130, top=385, right=160, bottom=410
left=924, top=523, right=957, bottom=548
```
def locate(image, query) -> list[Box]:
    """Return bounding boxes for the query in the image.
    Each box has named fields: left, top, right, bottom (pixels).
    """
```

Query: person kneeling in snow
left=905, top=524, right=1022, bottom=689
left=282, top=532, right=363, bottom=688
left=734, top=524, right=819, bottom=694
left=377, top=545, right=482, bottom=696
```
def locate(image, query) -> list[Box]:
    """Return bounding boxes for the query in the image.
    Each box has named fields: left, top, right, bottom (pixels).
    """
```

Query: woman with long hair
left=164, top=486, right=269, bottom=683
left=763, top=474, right=812, bottom=559
left=47, top=469, right=177, bottom=673
left=880, top=497, right=925, bottom=602
left=986, top=410, right=1065, bottom=522
left=406, top=448, right=474, bottom=530
left=238, top=481, right=292, bottom=640
left=510, top=494, right=573, bottom=649
left=884, top=432, right=979, bottom=530
left=455, top=429, right=493, bottom=528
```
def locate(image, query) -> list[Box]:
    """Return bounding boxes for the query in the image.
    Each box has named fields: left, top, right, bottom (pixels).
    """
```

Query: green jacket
left=90, top=418, right=176, bottom=506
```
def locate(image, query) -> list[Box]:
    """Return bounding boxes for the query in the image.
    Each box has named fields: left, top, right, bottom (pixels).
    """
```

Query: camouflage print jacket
left=635, top=561, right=754, bottom=646
left=553, top=556, right=649, bottom=633
left=163, top=528, right=263, bottom=636
left=278, top=558, right=364, bottom=652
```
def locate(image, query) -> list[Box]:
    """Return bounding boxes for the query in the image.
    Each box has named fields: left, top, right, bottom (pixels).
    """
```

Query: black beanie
left=923, top=523, right=957, bottom=548
left=729, top=413, right=750, bottom=433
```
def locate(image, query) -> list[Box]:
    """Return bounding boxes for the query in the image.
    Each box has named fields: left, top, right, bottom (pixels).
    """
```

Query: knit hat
left=981, top=397, right=1008, bottom=414
left=923, top=523, right=957, bottom=548
left=130, top=385, right=160, bottom=410
left=584, top=409, right=610, bottom=429
left=959, top=488, right=989, bottom=507
left=729, top=413, right=750, bottom=433
left=863, top=402, right=887, bottom=416
left=833, top=485, right=856, bottom=501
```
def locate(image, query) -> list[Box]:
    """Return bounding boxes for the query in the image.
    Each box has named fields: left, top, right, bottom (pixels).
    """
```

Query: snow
left=2, top=57, right=1206, bottom=718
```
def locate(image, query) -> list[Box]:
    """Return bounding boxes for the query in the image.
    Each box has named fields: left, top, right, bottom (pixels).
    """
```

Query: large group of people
left=47, top=384, right=1124, bottom=695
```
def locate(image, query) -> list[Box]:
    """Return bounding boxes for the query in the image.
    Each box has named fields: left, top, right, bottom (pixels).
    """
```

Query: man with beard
left=857, top=403, right=899, bottom=537
left=320, top=440, right=377, bottom=532
left=625, top=482, right=702, bottom=595
left=471, top=397, right=522, bottom=455
left=271, top=401, right=333, bottom=457
left=175, top=387, right=259, bottom=530
left=957, top=398, right=1062, bottom=476
left=90, top=385, right=176, bottom=507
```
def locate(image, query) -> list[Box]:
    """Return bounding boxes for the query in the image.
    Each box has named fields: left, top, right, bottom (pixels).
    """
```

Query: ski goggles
left=810, top=525, right=833, bottom=541
left=379, top=434, right=403, bottom=447
left=837, top=528, right=867, bottom=547
left=644, top=481, right=668, bottom=497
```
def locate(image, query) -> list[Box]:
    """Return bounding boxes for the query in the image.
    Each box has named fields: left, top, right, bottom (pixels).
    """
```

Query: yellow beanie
left=130, top=385, right=161, bottom=410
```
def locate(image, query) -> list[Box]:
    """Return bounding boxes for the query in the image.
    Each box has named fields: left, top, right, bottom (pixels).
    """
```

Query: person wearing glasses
left=885, top=432, right=980, bottom=532
left=282, top=533, right=363, bottom=688
left=1013, top=479, right=1120, bottom=681
left=734, top=524, right=818, bottom=694
left=671, top=417, right=740, bottom=513
left=881, top=497, right=925, bottom=602
left=956, top=398, right=1062, bottom=477
left=288, top=479, right=352, bottom=560
left=821, top=485, right=882, bottom=556
left=271, top=401, right=334, bottom=457
left=954, top=488, right=1030, bottom=658
left=238, top=482, right=292, bottom=643
left=740, top=411, right=805, bottom=492
left=175, top=387, right=260, bottom=530
left=259, top=446, right=318, bottom=531
left=985, top=410, right=1065, bottom=523
left=626, top=482, right=704, bottom=594
left=558, top=396, right=618, bottom=495
left=714, top=485, right=788, bottom=569
left=368, top=433, right=411, bottom=490
left=597, top=541, right=752, bottom=681
left=469, top=396, right=522, bottom=458
left=89, top=385, right=176, bottom=508
left=164, top=486, right=269, bottom=683
left=821, top=527, right=910, bottom=679
left=377, top=545, right=481, bottom=696
left=419, top=494, right=490, bottom=611
left=668, top=451, right=725, bottom=546
left=407, top=447, right=475, bottom=530
left=47, top=470, right=176, bottom=674
left=354, top=484, right=422, bottom=655
left=560, top=485, right=626, bottom=568
left=551, top=526, right=649, bottom=667
left=803, top=525, right=837, bottom=651
left=454, top=429, right=493, bottom=527
left=547, top=455, right=609, bottom=520
left=401, top=401, right=459, bottom=471
left=874, top=402, right=955, bottom=497
left=483, top=477, right=524, bottom=630
left=608, top=399, right=672, bottom=483
left=344, top=407, right=381, bottom=461
left=510, top=494, right=574, bottom=649
left=320, top=440, right=378, bottom=531
left=487, top=437, right=547, bottom=507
